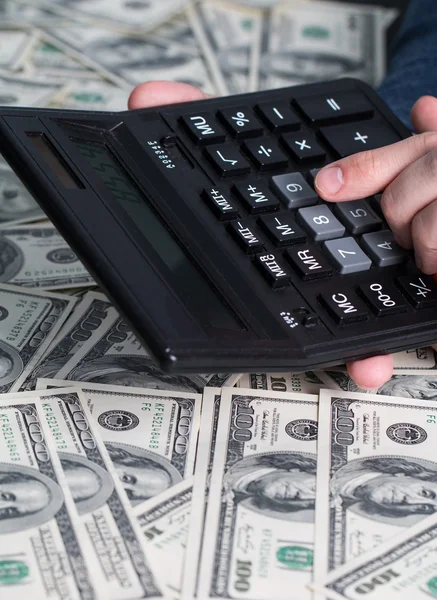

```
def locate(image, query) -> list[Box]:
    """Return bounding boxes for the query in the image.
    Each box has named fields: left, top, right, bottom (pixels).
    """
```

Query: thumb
left=315, top=130, right=437, bottom=202
left=411, top=96, right=437, bottom=133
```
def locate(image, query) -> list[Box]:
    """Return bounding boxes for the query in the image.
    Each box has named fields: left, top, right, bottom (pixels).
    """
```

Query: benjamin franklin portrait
left=105, top=442, right=182, bottom=506
left=378, top=375, right=437, bottom=401
left=331, top=456, right=437, bottom=525
left=223, top=452, right=317, bottom=521
left=0, top=464, right=64, bottom=534
left=60, top=453, right=114, bottom=515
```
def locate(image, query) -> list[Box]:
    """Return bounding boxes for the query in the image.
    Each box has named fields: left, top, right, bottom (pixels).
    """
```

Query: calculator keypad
left=184, top=90, right=422, bottom=331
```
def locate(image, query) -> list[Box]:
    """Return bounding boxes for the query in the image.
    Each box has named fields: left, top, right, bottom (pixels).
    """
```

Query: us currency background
left=2, top=1, right=436, bottom=600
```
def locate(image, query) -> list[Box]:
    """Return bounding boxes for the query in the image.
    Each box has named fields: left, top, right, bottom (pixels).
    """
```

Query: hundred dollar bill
left=0, top=224, right=93, bottom=289
left=187, top=0, right=262, bottom=94
left=327, top=347, right=437, bottom=373
left=134, top=478, right=193, bottom=599
left=0, top=72, right=64, bottom=106
left=37, top=0, right=189, bottom=32
left=0, top=27, right=36, bottom=70
left=0, top=1, right=63, bottom=25
left=0, top=283, right=75, bottom=393
left=196, top=387, right=319, bottom=600
left=182, top=388, right=222, bottom=600
left=37, top=380, right=202, bottom=508
left=0, top=394, right=99, bottom=598
left=20, top=291, right=114, bottom=391
left=38, top=387, right=163, bottom=599
left=237, top=371, right=325, bottom=393
left=50, top=79, right=130, bottom=111
left=257, top=0, right=390, bottom=90
left=0, top=156, right=45, bottom=226
left=314, top=388, right=437, bottom=583
left=49, top=20, right=218, bottom=94
left=313, top=512, right=437, bottom=600
left=318, top=368, right=437, bottom=401
left=54, top=312, right=240, bottom=392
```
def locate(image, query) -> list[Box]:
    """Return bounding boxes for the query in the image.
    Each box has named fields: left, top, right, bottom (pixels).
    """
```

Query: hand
left=315, top=95, right=437, bottom=389
left=129, top=82, right=437, bottom=390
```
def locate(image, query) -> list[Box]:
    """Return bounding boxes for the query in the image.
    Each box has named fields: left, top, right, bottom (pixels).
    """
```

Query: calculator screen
left=72, top=138, right=245, bottom=333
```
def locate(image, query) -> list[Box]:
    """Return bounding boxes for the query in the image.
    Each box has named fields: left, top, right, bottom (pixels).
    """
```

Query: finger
left=314, top=131, right=437, bottom=202
left=411, top=198, right=437, bottom=273
left=128, top=80, right=210, bottom=110
left=379, top=146, right=437, bottom=248
left=411, top=96, right=437, bottom=133
left=346, top=354, right=394, bottom=390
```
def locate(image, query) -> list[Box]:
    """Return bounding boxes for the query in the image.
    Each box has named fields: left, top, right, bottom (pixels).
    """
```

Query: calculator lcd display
left=71, top=138, right=245, bottom=333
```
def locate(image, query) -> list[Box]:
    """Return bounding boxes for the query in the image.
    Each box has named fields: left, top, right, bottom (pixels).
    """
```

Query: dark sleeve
left=377, top=0, right=437, bottom=130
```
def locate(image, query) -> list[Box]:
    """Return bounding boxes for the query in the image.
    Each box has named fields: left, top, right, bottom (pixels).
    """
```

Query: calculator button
left=297, top=205, right=345, bottom=241
left=370, top=193, right=384, bottom=217
left=334, top=200, right=382, bottom=235
left=323, top=237, right=372, bottom=274
left=255, top=253, right=290, bottom=288
left=243, top=138, right=289, bottom=170
left=234, top=182, right=280, bottom=215
left=218, top=107, right=263, bottom=138
left=259, top=212, right=306, bottom=247
left=229, top=219, right=264, bottom=254
left=181, top=113, right=226, bottom=145
left=201, top=187, right=239, bottom=221
left=361, top=230, right=409, bottom=267
left=358, top=282, right=407, bottom=316
left=286, top=245, right=333, bottom=280
left=256, top=102, right=301, bottom=133
left=294, top=91, right=374, bottom=125
left=281, top=132, right=326, bottom=163
left=319, top=290, right=368, bottom=325
left=205, top=143, right=251, bottom=176
left=307, top=168, right=322, bottom=185
left=271, top=173, right=318, bottom=209
left=396, top=275, right=437, bottom=309
left=319, top=120, right=401, bottom=158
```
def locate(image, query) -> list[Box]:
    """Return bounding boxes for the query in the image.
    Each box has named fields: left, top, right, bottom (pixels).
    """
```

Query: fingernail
left=316, top=167, right=344, bottom=196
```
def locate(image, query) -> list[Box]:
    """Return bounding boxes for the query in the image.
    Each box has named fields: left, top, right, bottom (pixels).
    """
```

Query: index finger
left=314, top=131, right=437, bottom=201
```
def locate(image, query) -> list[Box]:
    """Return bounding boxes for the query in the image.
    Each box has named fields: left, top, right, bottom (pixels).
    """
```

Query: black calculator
left=1, top=77, right=436, bottom=374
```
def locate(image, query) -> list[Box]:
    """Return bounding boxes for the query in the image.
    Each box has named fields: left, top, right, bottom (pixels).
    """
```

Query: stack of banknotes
left=1, top=1, right=436, bottom=599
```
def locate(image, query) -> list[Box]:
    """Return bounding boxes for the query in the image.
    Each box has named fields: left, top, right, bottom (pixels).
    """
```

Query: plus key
left=319, top=120, right=401, bottom=158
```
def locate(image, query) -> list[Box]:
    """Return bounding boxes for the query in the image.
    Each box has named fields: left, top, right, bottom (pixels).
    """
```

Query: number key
left=361, top=230, right=408, bottom=267
left=334, top=199, right=382, bottom=234
left=323, top=237, right=372, bottom=274
left=297, top=204, right=345, bottom=241
left=271, top=173, right=318, bottom=209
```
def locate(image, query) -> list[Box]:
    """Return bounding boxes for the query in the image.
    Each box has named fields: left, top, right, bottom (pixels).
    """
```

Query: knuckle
left=380, top=186, right=396, bottom=222
left=412, top=210, right=437, bottom=251
left=420, top=131, right=437, bottom=152
left=424, top=147, right=437, bottom=178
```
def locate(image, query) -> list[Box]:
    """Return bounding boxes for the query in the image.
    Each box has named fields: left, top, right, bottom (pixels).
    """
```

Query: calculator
left=1, top=77, right=436, bottom=374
